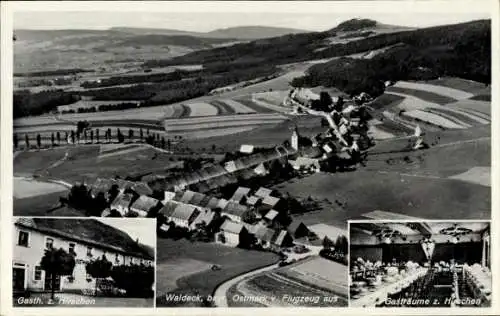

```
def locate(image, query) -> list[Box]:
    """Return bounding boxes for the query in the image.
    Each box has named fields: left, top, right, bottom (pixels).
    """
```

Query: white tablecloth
left=350, top=267, right=428, bottom=307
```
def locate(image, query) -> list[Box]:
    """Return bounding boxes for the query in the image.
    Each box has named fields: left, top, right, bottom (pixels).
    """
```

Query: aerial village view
left=10, top=2, right=491, bottom=309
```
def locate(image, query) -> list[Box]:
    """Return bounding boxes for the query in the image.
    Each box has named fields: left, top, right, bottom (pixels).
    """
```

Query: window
left=115, top=253, right=119, bottom=263
left=69, top=243, right=75, bottom=255
left=17, top=231, right=29, bottom=247
left=86, top=246, right=93, bottom=257
left=45, top=237, right=54, bottom=249
left=34, top=266, right=42, bottom=281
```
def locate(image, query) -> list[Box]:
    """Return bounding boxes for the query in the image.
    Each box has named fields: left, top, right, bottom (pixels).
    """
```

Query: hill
left=205, top=25, right=309, bottom=39
left=111, top=25, right=309, bottom=39
left=144, top=19, right=489, bottom=96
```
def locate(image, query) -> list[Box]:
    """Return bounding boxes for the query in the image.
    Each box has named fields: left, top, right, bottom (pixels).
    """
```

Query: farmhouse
left=13, top=218, right=153, bottom=295
left=254, top=226, right=276, bottom=249
left=254, top=187, right=275, bottom=199
left=222, top=201, right=252, bottom=223
left=215, top=219, right=250, bottom=248
left=109, top=193, right=134, bottom=216
left=129, top=195, right=162, bottom=217
left=229, top=186, right=251, bottom=204
left=88, top=178, right=116, bottom=200
left=168, top=204, right=201, bottom=229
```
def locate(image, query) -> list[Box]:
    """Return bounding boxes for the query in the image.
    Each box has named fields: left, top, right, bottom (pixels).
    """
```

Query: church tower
left=291, top=126, right=299, bottom=151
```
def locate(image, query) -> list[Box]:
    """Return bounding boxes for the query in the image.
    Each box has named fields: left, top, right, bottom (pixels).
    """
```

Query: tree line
left=14, top=126, right=172, bottom=151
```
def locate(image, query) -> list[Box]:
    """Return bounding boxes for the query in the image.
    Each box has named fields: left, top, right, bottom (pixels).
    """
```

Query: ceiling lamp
left=383, top=237, right=392, bottom=244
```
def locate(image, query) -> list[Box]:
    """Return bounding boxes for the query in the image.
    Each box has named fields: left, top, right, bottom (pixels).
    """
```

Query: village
left=60, top=88, right=376, bottom=264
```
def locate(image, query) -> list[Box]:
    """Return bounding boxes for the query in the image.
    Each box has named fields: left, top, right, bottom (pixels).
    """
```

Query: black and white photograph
left=349, top=221, right=491, bottom=308
left=5, top=0, right=493, bottom=310
left=12, top=217, right=156, bottom=307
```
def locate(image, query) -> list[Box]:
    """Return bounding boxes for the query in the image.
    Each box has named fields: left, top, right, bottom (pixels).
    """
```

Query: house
left=215, top=219, right=250, bottom=247
left=254, top=187, right=274, bottom=199
left=88, top=178, right=115, bottom=200
left=163, top=191, right=176, bottom=204
left=246, top=196, right=262, bottom=208
left=254, top=226, right=277, bottom=249
left=229, top=187, right=251, bottom=204
left=272, top=230, right=294, bottom=248
left=13, top=218, right=154, bottom=295
left=191, top=209, right=217, bottom=229
left=175, top=190, right=196, bottom=204
left=131, top=182, right=153, bottom=196
left=109, top=193, right=134, bottom=216
left=222, top=201, right=251, bottom=223
left=261, top=195, right=287, bottom=212
left=168, top=204, right=201, bottom=229
left=240, top=144, right=255, bottom=154
left=264, top=210, right=279, bottom=223
left=289, top=157, right=322, bottom=173
left=129, top=196, right=163, bottom=217
left=113, top=178, right=135, bottom=194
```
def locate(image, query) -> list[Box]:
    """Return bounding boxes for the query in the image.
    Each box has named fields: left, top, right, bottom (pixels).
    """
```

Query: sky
left=97, top=218, right=156, bottom=248
left=12, top=1, right=490, bottom=32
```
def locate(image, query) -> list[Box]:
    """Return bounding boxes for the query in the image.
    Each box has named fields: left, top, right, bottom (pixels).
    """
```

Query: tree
left=90, top=130, right=94, bottom=143
left=36, top=134, right=42, bottom=149
left=25, top=134, right=30, bottom=149
left=76, top=131, right=80, bottom=144
left=56, top=131, right=61, bottom=144
left=40, top=248, right=76, bottom=299
left=211, top=144, right=216, bottom=152
left=323, top=236, right=335, bottom=249
left=85, top=254, right=112, bottom=295
left=51, top=133, right=55, bottom=147
left=140, top=128, right=143, bottom=141
left=335, top=235, right=348, bottom=254
left=71, top=130, right=75, bottom=144
left=84, top=130, right=88, bottom=143
left=161, top=137, right=166, bottom=149
left=167, top=139, right=171, bottom=151
left=65, top=131, right=68, bottom=144
left=117, top=129, right=124, bottom=143
left=14, top=134, right=18, bottom=150
left=146, top=128, right=150, bottom=135
left=128, top=129, right=134, bottom=141
left=96, top=129, right=100, bottom=143
left=107, top=128, right=112, bottom=143
left=111, top=264, right=154, bottom=297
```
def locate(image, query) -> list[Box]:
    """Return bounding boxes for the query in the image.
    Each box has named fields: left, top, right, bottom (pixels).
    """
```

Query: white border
left=1, top=0, right=499, bottom=315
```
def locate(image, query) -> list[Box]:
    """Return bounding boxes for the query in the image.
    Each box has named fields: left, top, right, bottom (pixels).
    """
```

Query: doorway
left=44, top=273, right=61, bottom=292
left=13, top=268, right=26, bottom=292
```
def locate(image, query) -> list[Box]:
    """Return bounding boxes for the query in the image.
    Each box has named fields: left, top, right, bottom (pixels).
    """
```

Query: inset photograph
left=349, top=221, right=491, bottom=308
left=13, top=217, right=155, bottom=307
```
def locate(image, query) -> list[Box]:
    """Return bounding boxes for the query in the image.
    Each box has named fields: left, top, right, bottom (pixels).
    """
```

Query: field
left=156, top=238, right=279, bottom=307
left=14, top=191, right=74, bottom=216
left=14, top=177, right=68, bottom=199
left=179, top=115, right=324, bottom=153
left=368, top=78, right=491, bottom=137
left=228, top=257, right=347, bottom=307
left=163, top=113, right=288, bottom=139
left=156, top=258, right=214, bottom=294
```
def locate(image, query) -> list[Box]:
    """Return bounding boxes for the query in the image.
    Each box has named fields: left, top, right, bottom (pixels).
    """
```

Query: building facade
left=13, top=219, right=153, bottom=294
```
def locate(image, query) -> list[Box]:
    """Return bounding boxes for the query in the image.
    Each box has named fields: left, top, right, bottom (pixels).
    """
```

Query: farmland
left=156, top=238, right=279, bottom=307
left=227, top=257, right=348, bottom=307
